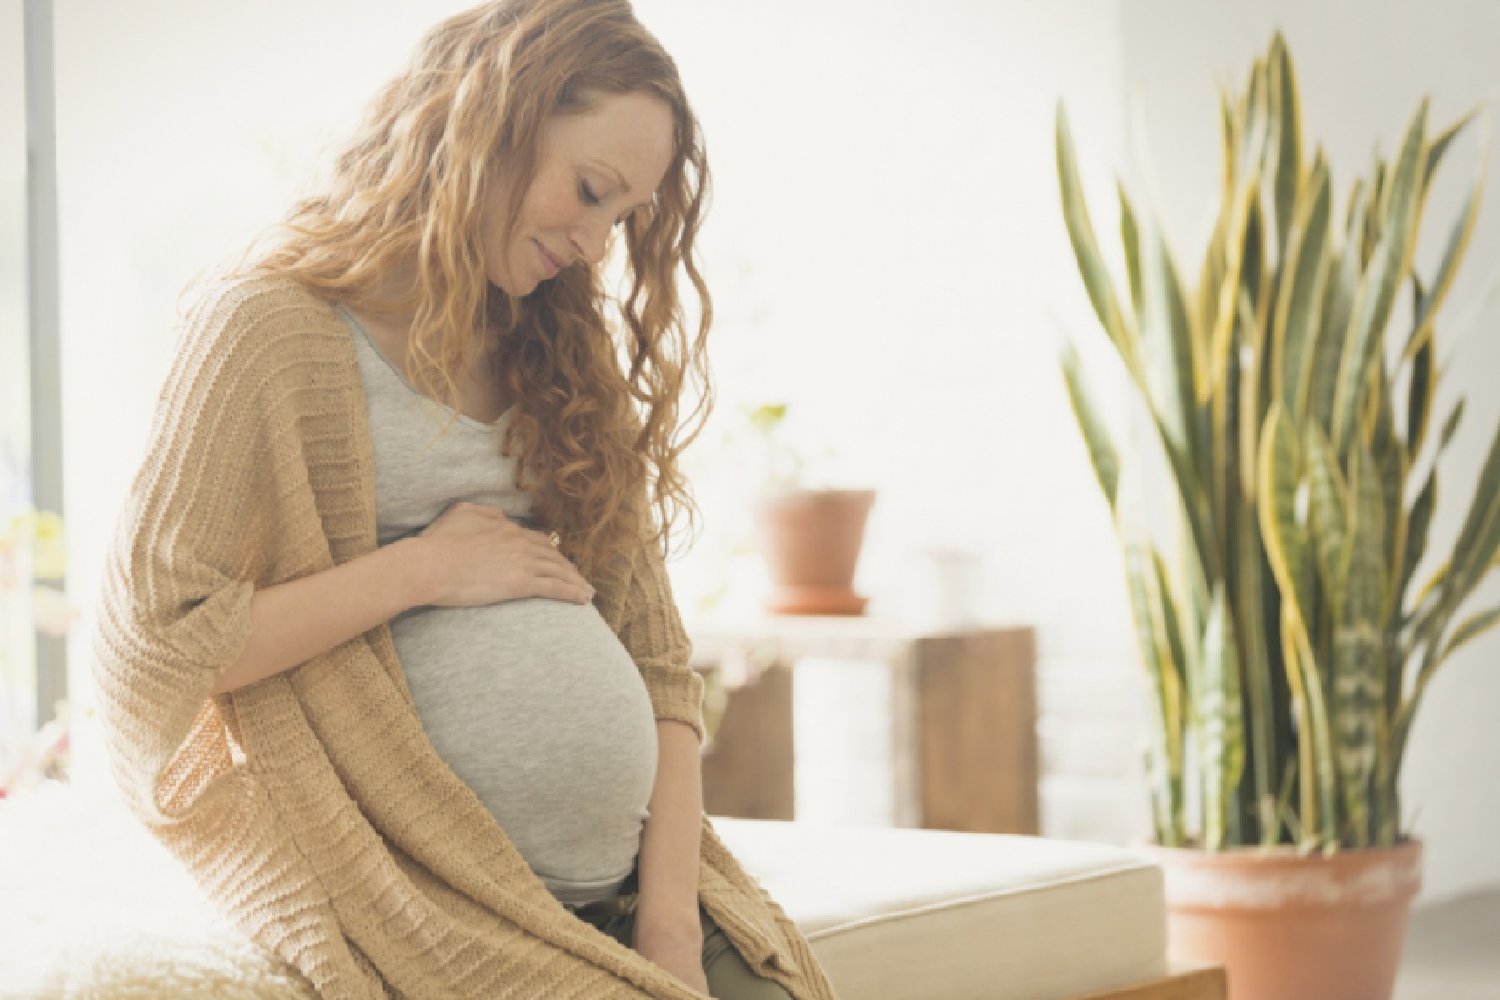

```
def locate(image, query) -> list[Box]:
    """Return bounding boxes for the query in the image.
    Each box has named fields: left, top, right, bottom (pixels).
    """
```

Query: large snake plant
left=1056, top=33, right=1500, bottom=853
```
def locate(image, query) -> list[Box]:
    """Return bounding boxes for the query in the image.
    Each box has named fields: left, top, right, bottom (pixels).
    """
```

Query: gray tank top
left=335, top=301, right=659, bottom=905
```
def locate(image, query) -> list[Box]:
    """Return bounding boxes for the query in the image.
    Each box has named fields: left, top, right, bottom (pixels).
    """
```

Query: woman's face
left=482, top=91, right=676, bottom=297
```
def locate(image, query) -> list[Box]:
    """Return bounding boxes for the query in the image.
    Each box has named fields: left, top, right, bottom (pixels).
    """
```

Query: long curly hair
left=218, top=0, right=713, bottom=584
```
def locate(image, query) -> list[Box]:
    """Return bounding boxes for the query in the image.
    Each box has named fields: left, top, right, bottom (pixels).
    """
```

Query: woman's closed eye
left=578, top=178, right=627, bottom=228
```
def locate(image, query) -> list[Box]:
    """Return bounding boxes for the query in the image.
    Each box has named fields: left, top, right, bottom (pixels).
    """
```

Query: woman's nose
left=570, top=217, right=610, bottom=266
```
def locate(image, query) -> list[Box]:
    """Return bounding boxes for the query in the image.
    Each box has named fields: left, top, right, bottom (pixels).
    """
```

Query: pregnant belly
left=388, top=596, right=659, bottom=871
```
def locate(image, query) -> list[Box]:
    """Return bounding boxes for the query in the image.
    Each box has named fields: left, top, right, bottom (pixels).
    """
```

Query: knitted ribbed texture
left=90, top=275, right=840, bottom=1000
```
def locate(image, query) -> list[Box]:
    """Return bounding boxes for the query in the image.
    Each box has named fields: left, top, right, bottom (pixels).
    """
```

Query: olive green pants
left=564, top=867, right=793, bottom=1000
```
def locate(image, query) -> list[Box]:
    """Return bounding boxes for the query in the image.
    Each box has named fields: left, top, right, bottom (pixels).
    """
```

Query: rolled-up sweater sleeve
left=91, top=284, right=285, bottom=826
left=609, top=534, right=705, bottom=743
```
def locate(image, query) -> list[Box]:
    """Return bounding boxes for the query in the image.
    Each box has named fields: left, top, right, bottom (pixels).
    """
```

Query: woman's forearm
left=636, top=718, right=705, bottom=927
left=211, top=537, right=434, bottom=696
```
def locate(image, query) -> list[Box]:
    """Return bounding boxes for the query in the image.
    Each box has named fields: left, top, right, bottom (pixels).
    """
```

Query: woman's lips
left=534, top=239, right=562, bottom=278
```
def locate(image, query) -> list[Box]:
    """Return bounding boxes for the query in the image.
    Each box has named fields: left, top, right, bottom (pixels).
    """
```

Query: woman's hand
left=412, top=501, right=595, bottom=608
left=634, top=913, right=709, bottom=995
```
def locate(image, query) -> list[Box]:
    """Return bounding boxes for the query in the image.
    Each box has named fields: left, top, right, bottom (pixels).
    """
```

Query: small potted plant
left=745, top=402, right=877, bottom=615
left=1057, top=32, right=1498, bottom=1000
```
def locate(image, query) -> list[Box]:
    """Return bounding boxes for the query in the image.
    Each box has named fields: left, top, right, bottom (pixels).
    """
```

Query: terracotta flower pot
left=752, top=488, right=876, bottom=615
left=1141, top=839, right=1422, bottom=1000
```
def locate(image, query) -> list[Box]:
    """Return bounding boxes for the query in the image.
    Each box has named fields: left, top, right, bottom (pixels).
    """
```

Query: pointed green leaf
left=1117, top=460, right=1186, bottom=845
left=1422, top=107, right=1479, bottom=199
left=1405, top=142, right=1485, bottom=365
left=1331, top=231, right=1402, bottom=451
left=1446, top=422, right=1500, bottom=601
left=1441, top=401, right=1465, bottom=450
left=1399, top=468, right=1437, bottom=612
left=1061, top=340, right=1122, bottom=510
left=1309, top=205, right=1364, bottom=432
left=1269, top=32, right=1303, bottom=258
left=1120, top=181, right=1145, bottom=319
left=1260, top=404, right=1316, bottom=630
left=1200, top=584, right=1246, bottom=850
left=1140, top=215, right=1201, bottom=469
left=1439, top=605, right=1500, bottom=664
left=1057, top=103, right=1141, bottom=379
left=1347, top=441, right=1388, bottom=627
left=1307, top=422, right=1352, bottom=619
left=1405, top=320, right=1435, bottom=456
left=1273, top=157, right=1332, bottom=421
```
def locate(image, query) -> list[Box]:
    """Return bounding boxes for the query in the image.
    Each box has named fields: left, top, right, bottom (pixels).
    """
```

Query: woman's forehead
left=543, top=93, right=675, bottom=191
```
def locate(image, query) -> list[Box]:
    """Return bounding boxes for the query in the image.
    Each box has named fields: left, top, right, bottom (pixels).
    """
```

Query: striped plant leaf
left=1343, top=178, right=1366, bottom=240
left=1362, top=155, right=1387, bottom=264
left=1060, top=340, right=1122, bottom=510
left=1200, top=584, right=1246, bottom=849
left=1422, top=107, right=1479, bottom=200
left=1308, top=204, right=1365, bottom=433
left=1235, top=289, right=1280, bottom=841
left=1399, top=468, right=1437, bottom=615
left=1402, top=403, right=1468, bottom=621
left=1306, top=423, right=1353, bottom=619
left=1403, top=148, right=1483, bottom=366
left=1446, top=422, right=1500, bottom=601
left=1056, top=104, right=1141, bottom=380
left=1237, top=57, right=1273, bottom=184
left=1333, top=443, right=1388, bottom=845
left=1135, top=213, right=1225, bottom=593
left=1405, top=318, right=1435, bottom=458
left=1279, top=609, right=1319, bottom=846
left=1259, top=405, right=1315, bottom=634
left=1395, top=439, right=1500, bottom=763
left=1219, top=90, right=1238, bottom=197
left=1155, top=549, right=1197, bottom=701
left=1117, top=460, right=1186, bottom=845
left=1439, top=605, right=1500, bottom=664
left=1268, top=32, right=1302, bottom=260
left=1120, top=181, right=1145, bottom=320
left=1369, top=385, right=1407, bottom=622
left=1272, top=156, right=1332, bottom=422
left=1139, top=211, right=1202, bottom=472
left=1237, top=487, right=1279, bottom=843
left=1441, top=400, right=1466, bottom=450
left=1330, top=230, right=1399, bottom=452
left=1198, top=211, right=1229, bottom=373
left=1282, top=603, right=1340, bottom=846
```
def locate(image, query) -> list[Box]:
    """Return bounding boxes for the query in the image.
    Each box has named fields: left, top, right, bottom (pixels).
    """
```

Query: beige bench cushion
left=713, top=818, right=1167, bottom=1000
left=0, top=784, right=1165, bottom=1000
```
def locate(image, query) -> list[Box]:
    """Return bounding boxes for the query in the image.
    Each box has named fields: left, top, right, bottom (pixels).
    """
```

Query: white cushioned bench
left=0, top=783, right=1220, bottom=1000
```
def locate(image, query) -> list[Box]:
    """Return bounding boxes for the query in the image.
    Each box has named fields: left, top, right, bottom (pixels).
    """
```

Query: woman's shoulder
left=163, top=272, right=353, bottom=415
left=175, top=271, right=345, bottom=365
left=181, top=271, right=334, bottom=334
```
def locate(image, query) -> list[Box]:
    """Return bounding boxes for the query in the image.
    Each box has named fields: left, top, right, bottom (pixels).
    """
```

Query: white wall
left=1116, top=0, right=1500, bottom=904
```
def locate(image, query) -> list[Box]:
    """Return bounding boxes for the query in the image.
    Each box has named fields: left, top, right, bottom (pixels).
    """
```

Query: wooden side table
left=688, top=616, right=1038, bottom=835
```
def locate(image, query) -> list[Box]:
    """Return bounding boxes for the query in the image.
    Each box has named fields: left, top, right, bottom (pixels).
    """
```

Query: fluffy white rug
left=0, top=781, right=315, bottom=1000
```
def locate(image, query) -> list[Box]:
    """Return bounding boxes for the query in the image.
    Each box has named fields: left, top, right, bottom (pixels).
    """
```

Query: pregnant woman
left=89, top=2, right=838, bottom=998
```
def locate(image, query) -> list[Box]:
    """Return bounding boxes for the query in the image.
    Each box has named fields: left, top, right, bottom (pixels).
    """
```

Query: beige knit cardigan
left=90, top=274, right=840, bottom=1000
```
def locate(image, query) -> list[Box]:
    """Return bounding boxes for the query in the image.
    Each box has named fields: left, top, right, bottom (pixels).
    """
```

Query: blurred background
left=2, top=0, right=1497, bottom=920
